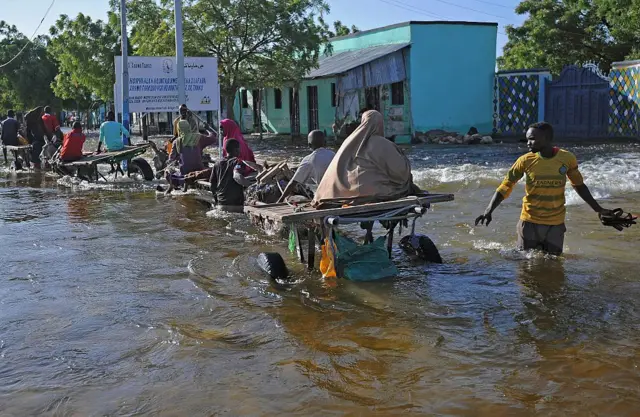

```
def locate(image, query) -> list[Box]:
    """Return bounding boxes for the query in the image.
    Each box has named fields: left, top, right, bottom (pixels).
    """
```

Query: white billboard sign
left=115, top=56, right=220, bottom=112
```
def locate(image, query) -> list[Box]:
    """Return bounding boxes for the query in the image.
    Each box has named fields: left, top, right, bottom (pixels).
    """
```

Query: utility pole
left=175, top=0, right=186, bottom=107
left=120, top=0, right=130, bottom=135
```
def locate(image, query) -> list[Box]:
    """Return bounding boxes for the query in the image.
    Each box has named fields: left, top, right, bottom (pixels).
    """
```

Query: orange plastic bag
left=17, top=135, right=29, bottom=146
left=320, top=238, right=337, bottom=278
left=166, top=140, right=173, bottom=155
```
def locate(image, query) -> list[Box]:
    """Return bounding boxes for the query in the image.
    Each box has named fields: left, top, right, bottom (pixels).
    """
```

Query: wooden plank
left=2, top=145, right=32, bottom=151
left=244, top=194, right=455, bottom=223
left=58, top=145, right=149, bottom=168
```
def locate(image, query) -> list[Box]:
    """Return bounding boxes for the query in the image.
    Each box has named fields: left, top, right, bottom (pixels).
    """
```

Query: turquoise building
left=233, top=21, right=498, bottom=143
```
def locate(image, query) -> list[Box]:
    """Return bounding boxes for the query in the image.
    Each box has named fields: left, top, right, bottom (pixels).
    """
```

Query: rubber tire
left=129, top=157, right=155, bottom=181
left=257, top=252, right=290, bottom=281
left=399, top=234, right=443, bottom=264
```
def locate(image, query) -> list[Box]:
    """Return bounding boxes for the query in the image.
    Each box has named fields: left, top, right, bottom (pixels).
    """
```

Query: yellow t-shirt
left=497, top=149, right=584, bottom=226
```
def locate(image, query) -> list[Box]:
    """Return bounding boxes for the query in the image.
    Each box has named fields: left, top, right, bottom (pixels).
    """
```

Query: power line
left=377, top=0, right=450, bottom=20
left=375, top=0, right=510, bottom=36
left=464, top=0, right=517, bottom=11
left=0, top=0, right=57, bottom=69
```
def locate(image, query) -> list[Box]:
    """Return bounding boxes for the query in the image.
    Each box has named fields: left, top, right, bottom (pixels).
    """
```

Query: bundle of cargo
left=246, top=161, right=312, bottom=206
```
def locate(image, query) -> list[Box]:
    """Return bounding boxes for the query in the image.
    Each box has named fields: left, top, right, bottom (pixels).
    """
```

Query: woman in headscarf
left=220, top=119, right=256, bottom=176
left=164, top=120, right=217, bottom=193
left=312, top=110, right=419, bottom=208
left=24, top=106, right=46, bottom=169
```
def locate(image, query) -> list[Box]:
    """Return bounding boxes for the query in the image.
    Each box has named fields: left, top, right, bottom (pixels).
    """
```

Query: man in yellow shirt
left=475, top=122, right=611, bottom=254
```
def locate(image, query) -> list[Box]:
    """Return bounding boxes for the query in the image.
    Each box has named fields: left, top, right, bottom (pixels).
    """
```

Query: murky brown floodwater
left=1, top=138, right=640, bottom=416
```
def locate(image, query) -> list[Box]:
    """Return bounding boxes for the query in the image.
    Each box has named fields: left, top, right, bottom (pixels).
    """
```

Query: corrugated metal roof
left=306, top=42, right=410, bottom=79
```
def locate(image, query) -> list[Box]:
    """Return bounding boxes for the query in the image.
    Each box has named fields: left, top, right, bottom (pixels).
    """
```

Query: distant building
left=233, top=20, right=498, bottom=143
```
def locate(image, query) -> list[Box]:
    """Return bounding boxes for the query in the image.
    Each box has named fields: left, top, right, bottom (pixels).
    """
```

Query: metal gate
left=545, top=64, right=610, bottom=138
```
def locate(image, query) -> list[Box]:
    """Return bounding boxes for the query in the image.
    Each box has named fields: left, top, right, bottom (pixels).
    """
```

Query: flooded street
left=1, top=140, right=640, bottom=416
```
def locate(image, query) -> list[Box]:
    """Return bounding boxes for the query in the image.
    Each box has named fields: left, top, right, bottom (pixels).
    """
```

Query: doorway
left=289, top=87, right=300, bottom=136
left=307, top=85, right=319, bottom=132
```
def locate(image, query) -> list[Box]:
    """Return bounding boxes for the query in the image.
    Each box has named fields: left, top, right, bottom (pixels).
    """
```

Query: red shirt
left=42, top=113, right=60, bottom=135
left=60, top=129, right=86, bottom=161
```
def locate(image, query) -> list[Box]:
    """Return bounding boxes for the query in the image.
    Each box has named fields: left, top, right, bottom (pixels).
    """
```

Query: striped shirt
left=497, top=148, right=584, bottom=226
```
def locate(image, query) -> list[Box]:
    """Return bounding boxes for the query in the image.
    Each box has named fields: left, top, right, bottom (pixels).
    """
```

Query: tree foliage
left=48, top=13, right=121, bottom=102
left=328, top=20, right=360, bottom=38
left=499, top=0, right=640, bottom=74
left=0, top=21, right=59, bottom=111
left=123, top=0, right=332, bottom=120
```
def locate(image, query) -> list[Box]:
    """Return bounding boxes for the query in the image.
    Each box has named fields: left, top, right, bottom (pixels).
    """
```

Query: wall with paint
left=609, top=60, right=640, bottom=137
left=326, top=24, right=411, bottom=54
left=409, top=22, right=497, bottom=134
left=492, top=69, right=551, bottom=136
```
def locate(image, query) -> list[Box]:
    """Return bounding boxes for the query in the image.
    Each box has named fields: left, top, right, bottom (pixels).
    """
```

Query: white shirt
left=291, top=147, right=335, bottom=186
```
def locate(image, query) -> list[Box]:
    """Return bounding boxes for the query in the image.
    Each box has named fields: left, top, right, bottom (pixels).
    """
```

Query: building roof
left=328, top=21, right=498, bottom=42
left=306, top=42, right=410, bottom=79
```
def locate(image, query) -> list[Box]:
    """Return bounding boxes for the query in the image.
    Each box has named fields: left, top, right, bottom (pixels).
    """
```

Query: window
left=241, top=90, right=248, bottom=108
left=391, top=81, right=404, bottom=106
left=274, top=88, right=282, bottom=109
left=331, top=83, right=337, bottom=107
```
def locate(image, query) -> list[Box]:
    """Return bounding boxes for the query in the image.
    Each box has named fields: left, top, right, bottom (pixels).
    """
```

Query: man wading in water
left=475, top=122, right=612, bottom=255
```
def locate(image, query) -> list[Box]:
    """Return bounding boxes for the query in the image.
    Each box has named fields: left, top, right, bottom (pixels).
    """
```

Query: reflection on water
left=1, top=141, right=639, bottom=415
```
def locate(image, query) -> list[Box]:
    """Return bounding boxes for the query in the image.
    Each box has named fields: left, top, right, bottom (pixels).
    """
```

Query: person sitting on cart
left=98, top=111, right=130, bottom=153
left=209, top=139, right=252, bottom=213
left=59, top=121, right=86, bottom=162
left=163, top=120, right=218, bottom=194
left=277, top=130, right=335, bottom=203
left=42, top=106, right=62, bottom=144
left=312, top=110, right=422, bottom=208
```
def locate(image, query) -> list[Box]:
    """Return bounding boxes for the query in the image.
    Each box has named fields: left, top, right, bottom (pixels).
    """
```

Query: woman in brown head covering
left=312, top=110, right=417, bottom=208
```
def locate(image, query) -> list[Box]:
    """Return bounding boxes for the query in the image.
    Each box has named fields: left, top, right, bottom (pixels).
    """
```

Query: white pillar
left=175, top=0, right=186, bottom=106
left=120, top=0, right=130, bottom=134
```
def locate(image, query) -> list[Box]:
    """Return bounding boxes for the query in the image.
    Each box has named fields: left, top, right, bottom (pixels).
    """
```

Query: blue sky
left=4, top=0, right=526, bottom=56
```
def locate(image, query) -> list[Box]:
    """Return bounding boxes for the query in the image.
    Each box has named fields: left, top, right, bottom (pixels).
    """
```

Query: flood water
left=1, top=138, right=640, bottom=416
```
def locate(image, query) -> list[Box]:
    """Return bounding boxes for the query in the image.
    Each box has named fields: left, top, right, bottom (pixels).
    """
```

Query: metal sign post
left=175, top=0, right=186, bottom=107
left=120, top=0, right=130, bottom=138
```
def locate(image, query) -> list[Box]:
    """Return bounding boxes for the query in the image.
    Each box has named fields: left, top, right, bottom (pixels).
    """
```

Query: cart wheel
left=257, top=252, right=290, bottom=281
left=129, top=158, right=154, bottom=181
left=399, top=234, right=443, bottom=264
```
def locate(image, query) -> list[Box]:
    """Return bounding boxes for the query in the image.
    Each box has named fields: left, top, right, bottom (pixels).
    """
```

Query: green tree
left=329, top=20, right=359, bottom=38
left=0, top=21, right=60, bottom=111
left=124, top=0, right=332, bottom=121
left=48, top=13, right=121, bottom=102
left=499, top=0, right=640, bottom=74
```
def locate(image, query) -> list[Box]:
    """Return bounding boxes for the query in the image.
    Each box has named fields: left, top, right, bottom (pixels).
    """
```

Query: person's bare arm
left=476, top=157, right=524, bottom=226
left=233, top=170, right=253, bottom=187
left=572, top=184, right=608, bottom=214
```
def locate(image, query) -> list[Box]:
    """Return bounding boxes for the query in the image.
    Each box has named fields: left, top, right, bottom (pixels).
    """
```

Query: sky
left=3, top=0, right=527, bottom=57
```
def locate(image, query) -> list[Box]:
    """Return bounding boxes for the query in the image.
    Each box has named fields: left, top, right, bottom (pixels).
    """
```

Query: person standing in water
left=24, top=106, right=46, bottom=169
left=209, top=139, right=252, bottom=212
left=172, top=104, right=199, bottom=140
left=98, top=111, right=129, bottom=152
left=1, top=110, right=21, bottom=162
left=42, top=106, right=62, bottom=144
left=475, top=122, right=612, bottom=255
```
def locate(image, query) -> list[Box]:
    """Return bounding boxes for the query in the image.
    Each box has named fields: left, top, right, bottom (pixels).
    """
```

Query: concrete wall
left=409, top=23, right=497, bottom=134
left=299, top=78, right=338, bottom=135
left=327, top=24, right=411, bottom=54
left=262, top=88, right=292, bottom=133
